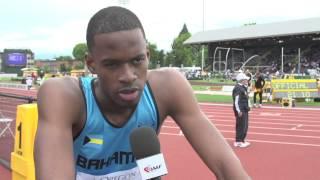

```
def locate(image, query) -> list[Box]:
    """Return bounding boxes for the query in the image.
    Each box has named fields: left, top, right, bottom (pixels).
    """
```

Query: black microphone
left=130, top=127, right=168, bottom=180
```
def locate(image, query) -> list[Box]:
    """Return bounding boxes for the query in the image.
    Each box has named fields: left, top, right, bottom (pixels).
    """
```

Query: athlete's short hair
left=86, top=6, right=146, bottom=52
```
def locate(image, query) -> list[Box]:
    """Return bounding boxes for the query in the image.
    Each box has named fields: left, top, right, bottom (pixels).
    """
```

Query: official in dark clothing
left=253, top=73, right=265, bottom=108
left=232, top=73, right=250, bottom=148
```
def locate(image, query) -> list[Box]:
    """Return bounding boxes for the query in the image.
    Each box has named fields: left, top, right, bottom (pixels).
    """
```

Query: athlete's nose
left=118, top=63, right=137, bottom=83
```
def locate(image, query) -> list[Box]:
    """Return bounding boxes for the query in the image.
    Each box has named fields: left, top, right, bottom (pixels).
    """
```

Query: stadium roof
left=184, top=17, right=320, bottom=45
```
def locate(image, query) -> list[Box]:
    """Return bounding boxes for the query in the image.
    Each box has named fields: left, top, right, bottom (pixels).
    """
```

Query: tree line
left=58, top=24, right=208, bottom=70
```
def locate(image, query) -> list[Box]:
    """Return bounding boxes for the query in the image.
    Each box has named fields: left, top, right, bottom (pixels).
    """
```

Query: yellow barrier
left=11, top=104, right=38, bottom=180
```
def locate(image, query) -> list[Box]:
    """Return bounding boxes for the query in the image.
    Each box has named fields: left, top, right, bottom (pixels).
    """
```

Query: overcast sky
left=1, top=0, right=320, bottom=59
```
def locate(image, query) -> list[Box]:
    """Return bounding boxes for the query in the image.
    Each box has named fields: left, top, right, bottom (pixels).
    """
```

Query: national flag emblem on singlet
left=83, top=135, right=104, bottom=146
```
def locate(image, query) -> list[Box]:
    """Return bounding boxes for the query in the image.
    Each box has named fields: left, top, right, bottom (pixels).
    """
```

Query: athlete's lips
left=118, top=87, right=140, bottom=101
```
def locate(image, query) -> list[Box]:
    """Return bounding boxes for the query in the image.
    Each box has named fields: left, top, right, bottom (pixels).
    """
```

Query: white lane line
left=259, top=112, right=281, bottom=116
left=162, top=124, right=320, bottom=132
left=162, top=123, right=320, bottom=132
left=205, top=112, right=320, bottom=120
left=204, top=111, right=320, bottom=116
left=209, top=120, right=307, bottom=126
left=225, top=138, right=320, bottom=147
left=165, top=120, right=176, bottom=123
left=219, top=130, right=320, bottom=139
left=210, top=116, right=320, bottom=123
left=297, top=124, right=303, bottom=128
left=213, top=124, right=320, bottom=133
left=179, top=130, right=183, bottom=136
left=159, top=133, right=320, bottom=147
left=162, top=125, right=178, bottom=129
left=200, top=102, right=320, bottom=111
left=161, top=126, right=320, bottom=139
left=210, top=118, right=320, bottom=125
left=291, top=124, right=304, bottom=130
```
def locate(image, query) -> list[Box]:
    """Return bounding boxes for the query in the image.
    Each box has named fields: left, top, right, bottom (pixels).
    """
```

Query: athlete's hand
left=238, top=112, right=243, bottom=117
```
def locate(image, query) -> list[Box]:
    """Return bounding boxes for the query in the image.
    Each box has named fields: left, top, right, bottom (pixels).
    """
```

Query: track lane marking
left=162, top=124, right=320, bottom=133
left=161, top=126, right=320, bottom=139
left=209, top=119, right=319, bottom=127
left=291, top=124, right=304, bottom=130
left=200, top=102, right=320, bottom=111
left=159, top=133, right=320, bottom=147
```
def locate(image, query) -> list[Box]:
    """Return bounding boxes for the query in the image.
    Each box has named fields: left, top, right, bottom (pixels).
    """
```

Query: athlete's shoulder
left=148, top=68, right=185, bottom=84
left=38, top=76, right=82, bottom=100
left=40, top=76, right=79, bottom=88
left=147, top=68, right=193, bottom=111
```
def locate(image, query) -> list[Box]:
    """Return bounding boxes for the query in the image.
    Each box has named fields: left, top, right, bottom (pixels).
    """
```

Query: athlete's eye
left=132, top=58, right=144, bottom=65
left=132, top=55, right=146, bottom=65
left=103, top=62, right=119, bottom=68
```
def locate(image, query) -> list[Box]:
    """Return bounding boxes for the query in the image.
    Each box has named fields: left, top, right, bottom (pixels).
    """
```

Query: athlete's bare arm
left=34, top=77, right=85, bottom=180
left=149, top=68, right=250, bottom=180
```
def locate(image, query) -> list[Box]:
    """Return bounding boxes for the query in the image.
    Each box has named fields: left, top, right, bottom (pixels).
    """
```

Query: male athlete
left=35, top=6, right=250, bottom=180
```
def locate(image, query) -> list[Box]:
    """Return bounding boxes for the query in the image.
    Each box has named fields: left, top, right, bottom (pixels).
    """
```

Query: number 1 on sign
left=17, top=122, right=22, bottom=149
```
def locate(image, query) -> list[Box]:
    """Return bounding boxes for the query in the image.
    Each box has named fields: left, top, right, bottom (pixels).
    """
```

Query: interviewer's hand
left=238, top=112, right=243, bottom=117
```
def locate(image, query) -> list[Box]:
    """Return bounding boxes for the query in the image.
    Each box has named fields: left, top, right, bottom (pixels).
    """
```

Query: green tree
left=73, top=61, right=85, bottom=70
left=169, top=24, right=198, bottom=67
left=148, top=42, right=165, bottom=69
left=72, top=43, right=88, bottom=61
left=179, top=23, right=189, bottom=35
left=164, top=52, right=175, bottom=67
left=55, top=56, right=73, bottom=61
left=42, top=65, right=51, bottom=73
left=59, top=63, right=68, bottom=72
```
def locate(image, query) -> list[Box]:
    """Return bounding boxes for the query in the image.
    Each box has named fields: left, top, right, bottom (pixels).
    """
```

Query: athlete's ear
left=86, top=53, right=96, bottom=74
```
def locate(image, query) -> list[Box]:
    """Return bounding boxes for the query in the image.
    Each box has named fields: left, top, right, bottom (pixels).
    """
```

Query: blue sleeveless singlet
left=73, top=77, right=159, bottom=179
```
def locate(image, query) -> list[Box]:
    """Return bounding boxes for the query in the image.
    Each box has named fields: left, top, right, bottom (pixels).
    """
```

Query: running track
left=1, top=87, right=320, bottom=179
left=160, top=103, right=320, bottom=180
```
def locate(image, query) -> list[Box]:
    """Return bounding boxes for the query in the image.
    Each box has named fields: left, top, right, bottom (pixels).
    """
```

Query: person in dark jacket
left=253, top=72, right=265, bottom=108
left=232, top=73, right=251, bottom=148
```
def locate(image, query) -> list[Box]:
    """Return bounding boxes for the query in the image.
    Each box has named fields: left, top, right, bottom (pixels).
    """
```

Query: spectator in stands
left=232, top=73, right=251, bottom=148
left=253, top=72, right=265, bottom=108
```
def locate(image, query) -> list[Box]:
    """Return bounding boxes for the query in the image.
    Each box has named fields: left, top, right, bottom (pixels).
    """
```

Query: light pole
left=202, top=0, right=205, bottom=32
left=118, top=0, right=129, bottom=7
left=201, top=0, right=205, bottom=72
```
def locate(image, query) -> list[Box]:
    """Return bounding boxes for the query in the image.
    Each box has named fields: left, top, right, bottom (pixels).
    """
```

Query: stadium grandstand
left=185, top=17, right=320, bottom=77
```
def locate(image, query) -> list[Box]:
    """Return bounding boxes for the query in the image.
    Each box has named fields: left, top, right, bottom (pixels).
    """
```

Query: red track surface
left=1, top=87, right=320, bottom=179
left=0, top=87, right=37, bottom=98
left=160, top=103, right=320, bottom=180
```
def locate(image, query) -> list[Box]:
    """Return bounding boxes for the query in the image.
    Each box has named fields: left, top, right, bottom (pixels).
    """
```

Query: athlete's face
left=87, top=28, right=149, bottom=108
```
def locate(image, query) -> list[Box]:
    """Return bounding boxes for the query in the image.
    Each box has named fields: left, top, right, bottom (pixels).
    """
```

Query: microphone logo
left=130, top=127, right=168, bottom=179
left=144, top=165, right=162, bottom=173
